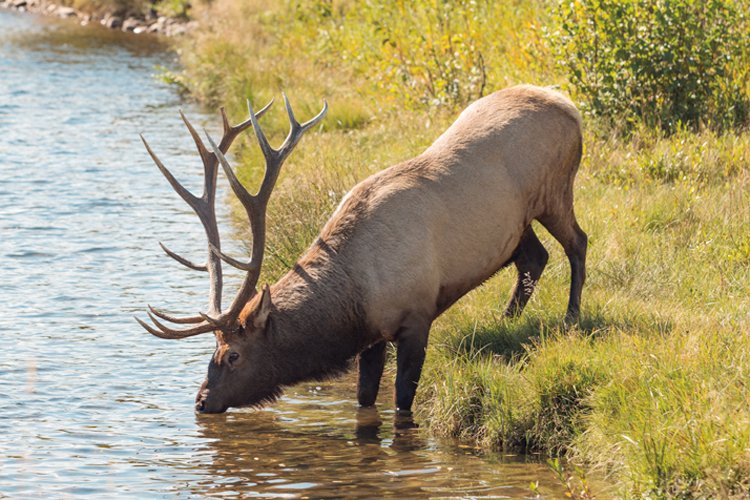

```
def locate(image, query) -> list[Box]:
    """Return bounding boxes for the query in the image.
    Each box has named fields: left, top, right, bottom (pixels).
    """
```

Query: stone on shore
left=1, top=0, right=195, bottom=37
left=101, top=14, right=122, bottom=29
left=121, top=17, right=140, bottom=32
left=55, top=6, right=75, bottom=17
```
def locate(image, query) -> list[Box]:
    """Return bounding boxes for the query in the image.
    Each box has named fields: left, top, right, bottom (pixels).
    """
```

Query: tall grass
left=420, top=126, right=750, bottom=496
left=170, top=0, right=750, bottom=495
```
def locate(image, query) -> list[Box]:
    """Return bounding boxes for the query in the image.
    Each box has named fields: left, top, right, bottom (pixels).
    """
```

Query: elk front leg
left=357, top=341, right=387, bottom=407
left=394, top=319, right=431, bottom=414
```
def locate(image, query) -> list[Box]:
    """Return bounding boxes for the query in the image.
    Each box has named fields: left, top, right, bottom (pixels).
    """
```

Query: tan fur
left=270, top=85, right=582, bottom=342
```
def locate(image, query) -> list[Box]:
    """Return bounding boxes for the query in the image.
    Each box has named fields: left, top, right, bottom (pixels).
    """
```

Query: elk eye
left=228, top=352, right=240, bottom=363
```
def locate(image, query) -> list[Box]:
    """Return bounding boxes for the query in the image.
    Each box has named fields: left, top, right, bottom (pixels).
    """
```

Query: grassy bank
left=169, top=1, right=750, bottom=496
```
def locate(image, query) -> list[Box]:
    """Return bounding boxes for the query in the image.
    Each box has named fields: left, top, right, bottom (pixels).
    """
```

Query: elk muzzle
left=194, top=379, right=227, bottom=414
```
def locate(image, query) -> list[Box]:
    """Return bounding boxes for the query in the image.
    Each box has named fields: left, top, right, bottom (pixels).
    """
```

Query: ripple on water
left=6, top=250, right=57, bottom=258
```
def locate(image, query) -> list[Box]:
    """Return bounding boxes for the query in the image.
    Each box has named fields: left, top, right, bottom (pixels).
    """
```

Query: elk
left=137, top=85, right=587, bottom=414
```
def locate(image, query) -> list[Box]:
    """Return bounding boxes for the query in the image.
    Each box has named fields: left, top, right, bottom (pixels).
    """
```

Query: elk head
left=136, top=96, right=327, bottom=413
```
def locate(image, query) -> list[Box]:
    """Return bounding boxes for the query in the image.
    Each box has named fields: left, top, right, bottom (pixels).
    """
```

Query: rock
left=3, top=0, right=195, bottom=37
left=165, top=19, right=195, bottom=36
left=102, top=15, right=122, bottom=29
left=164, top=20, right=196, bottom=36
left=121, top=17, right=140, bottom=31
left=55, top=6, right=76, bottom=17
left=166, top=24, right=185, bottom=36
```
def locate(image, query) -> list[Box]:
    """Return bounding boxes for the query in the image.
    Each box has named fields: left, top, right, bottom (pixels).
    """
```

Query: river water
left=0, top=10, right=568, bottom=497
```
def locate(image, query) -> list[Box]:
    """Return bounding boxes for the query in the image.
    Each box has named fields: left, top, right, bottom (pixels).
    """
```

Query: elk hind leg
left=357, top=341, right=387, bottom=407
left=504, top=225, right=549, bottom=318
left=539, top=212, right=588, bottom=322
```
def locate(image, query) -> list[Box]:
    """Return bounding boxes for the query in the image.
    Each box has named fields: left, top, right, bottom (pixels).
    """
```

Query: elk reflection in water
left=183, top=378, right=564, bottom=498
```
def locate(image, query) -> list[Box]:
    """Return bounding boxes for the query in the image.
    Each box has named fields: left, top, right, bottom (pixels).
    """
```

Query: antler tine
left=180, top=110, right=212, bottom=170
left=135, top=316, right=177, bottom=339
left=282, top=92, right=300, bottom=128
left=208, top=242, right=257, bottom=272
left=220, top=107, right=231, bottom=136
left=135, top=315, right=214, bottom=339
left=159, top=242, right=208, bottom=272
left=300, top=99, right=328, bottom=132
left=140, top=134, right=201, bottom=210
left=281, top=93, right=329, bottom=133
left=205, top=131, right=255, bottom=208
left=274, top=97, right=328, bottom=178
left=222, top=98, right=274, bottom=142
left=199, top=312, right=223, bottom=327
left=148, top=305, right=205, bottom=324
left=247, top=98, right=275, bottom=162
left=146, top=311, right=216, bottom=337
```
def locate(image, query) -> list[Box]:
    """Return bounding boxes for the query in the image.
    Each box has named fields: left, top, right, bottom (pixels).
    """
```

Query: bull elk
left=137, top=85, right=587, bottom=414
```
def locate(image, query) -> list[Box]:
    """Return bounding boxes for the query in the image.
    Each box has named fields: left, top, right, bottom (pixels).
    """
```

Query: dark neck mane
left=265, top=243, right=366, bottom=388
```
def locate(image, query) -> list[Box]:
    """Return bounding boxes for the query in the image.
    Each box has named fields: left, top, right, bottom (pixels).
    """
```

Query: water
left=0, top=10, right=568, bottom=497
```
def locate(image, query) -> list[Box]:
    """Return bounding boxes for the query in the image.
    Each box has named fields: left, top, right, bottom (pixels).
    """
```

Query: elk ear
left=252, top=284, right=273, bottom=331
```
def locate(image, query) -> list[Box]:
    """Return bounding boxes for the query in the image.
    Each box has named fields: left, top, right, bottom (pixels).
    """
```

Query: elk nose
left=195, top=379, right=209, bottom=412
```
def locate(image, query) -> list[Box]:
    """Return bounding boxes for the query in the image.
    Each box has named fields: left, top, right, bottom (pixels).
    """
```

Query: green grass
left=418, top=128, right=750, bottom=496
left=168, top=1, right=750, bottom=496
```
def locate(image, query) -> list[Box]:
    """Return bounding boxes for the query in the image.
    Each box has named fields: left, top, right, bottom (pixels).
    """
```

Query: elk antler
left=136, top=95, right=327, bottom=339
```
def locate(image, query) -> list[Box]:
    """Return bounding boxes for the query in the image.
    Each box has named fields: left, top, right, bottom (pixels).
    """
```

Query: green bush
left=329, top=0, right=489, bottom=108
left=548, top=0, right=750, bottom=132
left=154, top=0, right=191, bottom=18
left=290, top=0, right=553, bottom=110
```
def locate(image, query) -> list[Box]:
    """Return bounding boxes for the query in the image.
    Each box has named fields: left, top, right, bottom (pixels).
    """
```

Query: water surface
left=0, top=10, right=568, bottom=497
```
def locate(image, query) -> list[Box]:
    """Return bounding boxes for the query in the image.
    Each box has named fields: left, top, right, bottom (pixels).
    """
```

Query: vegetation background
left=132, top=0, right=750, bottom=496
left=55, top=0, right=191, bottom=17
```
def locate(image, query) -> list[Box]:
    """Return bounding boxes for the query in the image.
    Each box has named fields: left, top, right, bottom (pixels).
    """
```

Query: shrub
left=327, top=0, right=489, bottom=108
left=548, top=0, right=750, bottom=133
left=154, top=0, right=191, bottom=18
left=292, top=0, right=553, bottom=111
